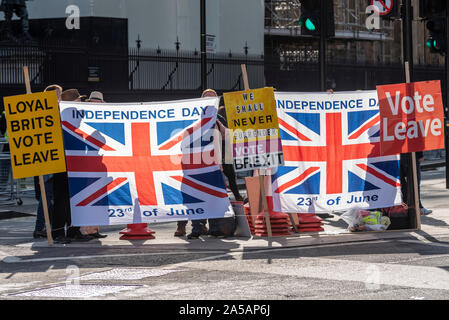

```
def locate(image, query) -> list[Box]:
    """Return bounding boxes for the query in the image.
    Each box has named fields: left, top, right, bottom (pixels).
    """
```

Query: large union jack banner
left=59, top=98, right=233, bottom=226
left=270, top=91, right=402, bottom=213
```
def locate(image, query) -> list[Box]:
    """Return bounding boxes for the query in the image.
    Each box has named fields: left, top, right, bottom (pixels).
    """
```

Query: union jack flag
left=271, top=91, right=402, bottom=213
left=59, top=99, right=233, bottom=226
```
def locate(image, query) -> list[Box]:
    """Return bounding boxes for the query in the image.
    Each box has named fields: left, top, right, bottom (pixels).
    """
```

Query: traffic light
left=426, top=18, right=446, bottom=54
left=299, top=0, right=334, bottom=37
left=420, top=0, right=447, bottom=55
left=419, top=0, right=447, bottom=19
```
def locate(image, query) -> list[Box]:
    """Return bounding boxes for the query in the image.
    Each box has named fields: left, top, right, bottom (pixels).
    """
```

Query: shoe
left=208, top=230, right=225, bottom=237
left=69, top=233, right=94, bottom=242
left=33, top=230, right=47, bottom=239
left=53, top=236, right=71, bottom=244
left=174, top=225, right=186, bottom=237
left=187, top=232, right=200, bottom=239
left=90, top=232, right=107, bottom=239
left=200, top=225, right=209, bottom=235
left=420, top=208, right=432, bottom=215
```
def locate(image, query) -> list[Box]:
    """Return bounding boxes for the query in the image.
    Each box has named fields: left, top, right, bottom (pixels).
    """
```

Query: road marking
left=0, top=250, right=229, bottom=263
left=175, top=252, right=449, bottom=291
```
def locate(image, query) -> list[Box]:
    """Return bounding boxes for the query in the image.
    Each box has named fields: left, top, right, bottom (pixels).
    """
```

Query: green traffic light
left=426, top=39, right=433, bottom=49
left=304, top=18, right=316, bottom=31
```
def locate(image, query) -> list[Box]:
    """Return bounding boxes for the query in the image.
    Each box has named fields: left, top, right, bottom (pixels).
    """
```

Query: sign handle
left=240, top=64, right=272, bottom=238
left=404, top=61, right=421, bottom=230
left=23, top=66, right=54, bottom=246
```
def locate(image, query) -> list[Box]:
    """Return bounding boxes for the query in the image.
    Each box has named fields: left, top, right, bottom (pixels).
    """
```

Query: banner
left=59, top=98, right=234, bottom=226
left=377, top=80, right=445, bottom=155
left=223, top=87, right=284, bottom=172
left=3, top=91, right=66, bottom=179
left=271, top=91, right=402, bottom=213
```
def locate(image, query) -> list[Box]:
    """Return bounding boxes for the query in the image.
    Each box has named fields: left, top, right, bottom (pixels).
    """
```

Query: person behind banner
left=174, top=89, right=221, bottom=239
left=51, top=89, right=92, bottom=243
left=78, top=91, right=108, bottom=238
left=32, top=84, right=63, bottom=239
left=402, top=151, right=432, bottom=216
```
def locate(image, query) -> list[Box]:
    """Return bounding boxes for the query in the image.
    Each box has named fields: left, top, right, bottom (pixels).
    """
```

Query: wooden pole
left=405, top=62, right=421, bottom=230
left=23, top=66, right=53, bottom=246
left=240, top=64, right=272, bottom=238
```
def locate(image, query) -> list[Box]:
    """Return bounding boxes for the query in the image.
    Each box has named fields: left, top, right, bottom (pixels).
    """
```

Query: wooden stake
left=23, top=66, right=53, bottom=246
left=240, top=64, right=272, bottom=238
left=405, top=61, right=421, bottom=230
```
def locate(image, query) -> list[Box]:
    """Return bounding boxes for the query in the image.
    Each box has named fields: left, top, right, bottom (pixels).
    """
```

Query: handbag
left=382, top=205, right=410, bottom=230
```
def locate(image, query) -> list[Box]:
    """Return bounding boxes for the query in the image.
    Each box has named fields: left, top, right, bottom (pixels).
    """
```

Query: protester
left=33, top=84, right=63, bottom=239
left=0, top=108, right=11, bottom=196
left=79, top=91, right=107, bottom=239
left=400, top=152, right=432, bottom=216
left=52, top=89, right=92, bottom=243
left=416, top=151, right=432, bottom=215
left=174, top=89, right=224, bottom=239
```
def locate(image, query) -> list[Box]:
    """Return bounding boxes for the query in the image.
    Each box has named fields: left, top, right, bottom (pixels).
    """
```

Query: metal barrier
left=0, top=138, right=24, bottom=206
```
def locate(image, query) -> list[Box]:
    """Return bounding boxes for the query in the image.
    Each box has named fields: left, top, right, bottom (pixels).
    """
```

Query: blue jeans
left=35, top=175, right=54, bottom=231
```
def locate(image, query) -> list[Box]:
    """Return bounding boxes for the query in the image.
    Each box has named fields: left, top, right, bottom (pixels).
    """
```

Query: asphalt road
left=0, top=167, right=449, bottom=305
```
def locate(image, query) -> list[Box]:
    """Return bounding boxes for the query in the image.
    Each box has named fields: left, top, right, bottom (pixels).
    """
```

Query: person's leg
left=188, top=219, right=207, bottom=239
left=33, top=199, right=46, bottom=238
left=3, top=6, right=18, bottom=42
left=223, top=164, right=243, bottom=201
left=207, top=218, right=223, bottom=236
left=416, top=160, right=423, bottom=209
left=52, top=173, right=71, bottom=240
left=400, top=154, right=408, bottom=205
left=174, top=220, right=188, bottom=236
left=15, top=5, right=31, bottom=39
left=34, top=175, right=54, bottom=235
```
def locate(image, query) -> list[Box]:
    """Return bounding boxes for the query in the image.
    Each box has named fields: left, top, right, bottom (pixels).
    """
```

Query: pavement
left=0, top=163, right=449, bottom=301
left=0, top=161, right=448, bottom=253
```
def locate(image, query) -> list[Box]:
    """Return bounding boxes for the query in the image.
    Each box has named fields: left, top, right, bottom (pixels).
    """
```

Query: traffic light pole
left=200, top=0, right=207, bottom=91
left=446, top=4, right=449, bottom=189
left=319, top=0, right=327, bottom=91
left=401, top=0, right=420, bottom=228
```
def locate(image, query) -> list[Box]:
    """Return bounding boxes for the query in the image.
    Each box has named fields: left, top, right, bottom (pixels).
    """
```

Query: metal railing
left=0, top=43, right=265, bottom=93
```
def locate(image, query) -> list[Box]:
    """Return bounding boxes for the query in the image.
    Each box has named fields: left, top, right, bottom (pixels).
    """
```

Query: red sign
left=370, top=0, right=393, bottom=16
left=376, top=80, right=445, bottom=156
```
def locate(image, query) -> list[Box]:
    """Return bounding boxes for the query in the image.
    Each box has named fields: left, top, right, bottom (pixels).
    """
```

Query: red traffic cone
left=119, top=223, right=155, bottom=240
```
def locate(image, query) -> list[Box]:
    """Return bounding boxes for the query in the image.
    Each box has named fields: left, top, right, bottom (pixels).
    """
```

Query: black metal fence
left=1, top=42, right=445, bottom=102
left=0, top=43, right=265, bottom=102
left=128, top=47, right=265, bottom=92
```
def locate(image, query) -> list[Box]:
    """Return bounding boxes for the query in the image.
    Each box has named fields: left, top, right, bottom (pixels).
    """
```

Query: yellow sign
left=3, top=91, right=67, bottom=179
left=223, top=87, right=283, bottom=171
left=224, top=87, right=280, bottom=141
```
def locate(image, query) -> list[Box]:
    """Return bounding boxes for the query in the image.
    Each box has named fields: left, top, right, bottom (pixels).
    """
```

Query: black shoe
left=33, top=230, right=47, bottom=239
left=69, top=233, right=94, bottom=242
left=53, top=236, right=71, bottom=244
left=187, top=233, right=200, bottom=239
left=208, top=230, right=225, bottom=237
left=90, top=232, right=107, bottom=239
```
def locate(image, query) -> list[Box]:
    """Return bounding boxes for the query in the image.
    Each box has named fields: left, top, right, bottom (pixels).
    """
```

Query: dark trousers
left=222, top=164, right=243, bottom=201
left=52, top=172, right=78, bottom=238
left=3, top=4, right=29, bottom=33
left=400, top=154, right=423, bottom=209
left=177, top=219, right=206, bottom=234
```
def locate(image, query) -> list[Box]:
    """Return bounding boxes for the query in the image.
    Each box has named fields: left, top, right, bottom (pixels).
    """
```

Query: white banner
left=271, top=91, right=402, bottom=213
left=59, top=97, right=234, bottom=226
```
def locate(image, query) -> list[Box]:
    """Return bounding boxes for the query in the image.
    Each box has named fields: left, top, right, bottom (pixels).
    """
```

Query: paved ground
left=0, top=166, right=448, bottom=304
